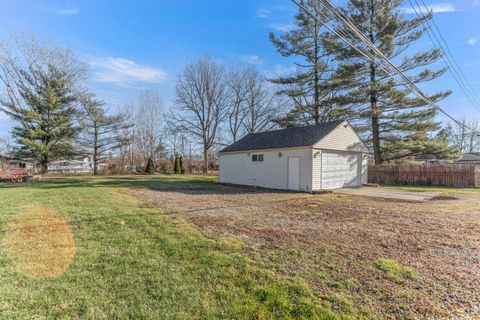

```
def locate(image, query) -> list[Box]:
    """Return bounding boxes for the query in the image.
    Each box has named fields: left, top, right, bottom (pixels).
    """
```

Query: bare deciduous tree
left=173, top=57, right=229, bottom=173
left=225, top=67, right=286, bottom=144
left=0, top=137, right=12, bottom=177
left=226, top=68, right=249, bottom=142
left=135, top=89, right=164, bottom=163
left=78, top=94, right=131, bottom=175
left=116, top=104, right=135, bottom=171
left=445, top=119, right=480, bottom=153
left=164, top=120, right=193, bottom=160
left=243, top=69, right=285, bottom=134
left=0, top=136, right=12, bottom=155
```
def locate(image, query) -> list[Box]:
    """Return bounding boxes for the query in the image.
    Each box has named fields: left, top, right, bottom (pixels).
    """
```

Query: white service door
left=288, top=157, right=300, bottom=190
left=321, top=152, right=360, bottom=189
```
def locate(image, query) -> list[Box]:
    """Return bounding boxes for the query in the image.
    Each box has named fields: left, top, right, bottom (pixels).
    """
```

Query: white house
left=219, top=120, right=369, bottom=192
left=48, top=156, right=94, bottom=174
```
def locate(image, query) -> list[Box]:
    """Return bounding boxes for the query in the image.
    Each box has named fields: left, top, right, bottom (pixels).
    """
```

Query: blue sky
left=0, top=0, right=479, bottom=136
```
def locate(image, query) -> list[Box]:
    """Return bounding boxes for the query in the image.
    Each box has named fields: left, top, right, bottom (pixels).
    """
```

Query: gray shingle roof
left=220, top=120, right=345, bottom=153
left=457, top=153, right=480, bottom=162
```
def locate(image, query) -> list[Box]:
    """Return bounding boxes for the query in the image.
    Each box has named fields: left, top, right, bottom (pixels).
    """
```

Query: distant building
left=415, top=154, right=449, bottom=164
left=48, top=156, right=94, bottom=174
left=455, top=153, right=480, bottom=165
left=0, top=155, right=36, bottom=175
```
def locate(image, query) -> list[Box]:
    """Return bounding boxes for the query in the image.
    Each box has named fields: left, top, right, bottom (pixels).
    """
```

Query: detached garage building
left=219, top=120, right=368, bottom=192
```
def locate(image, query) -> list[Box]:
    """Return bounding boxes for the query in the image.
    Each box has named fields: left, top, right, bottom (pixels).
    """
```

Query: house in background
left=455, top=153, right=480, bottom=165
left=415, top=154, right=450, bottom=164
left=219, top=120, right=369, bottom=192
left=0, top=155, right=36, bottom=175
left=48, top=156, right=94, bottom=174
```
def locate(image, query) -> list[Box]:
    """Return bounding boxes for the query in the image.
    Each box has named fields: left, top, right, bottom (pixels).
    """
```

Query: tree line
left=0, top=0, right=475, bottom=175
left=268, top=0, right=460, bottom=164
left=168, top=0, right=465, bottom=166
left=0, top=37, right=286, bottom=174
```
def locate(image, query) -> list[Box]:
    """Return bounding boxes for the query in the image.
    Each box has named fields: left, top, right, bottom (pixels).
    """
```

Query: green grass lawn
left=0, top=175, right=341, bottom=319
left=385, top=185, right=480, bottom=194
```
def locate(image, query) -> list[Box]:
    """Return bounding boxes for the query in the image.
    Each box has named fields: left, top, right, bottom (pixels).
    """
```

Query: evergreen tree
left=269, top=0, right=346, bottom=126
left=173, top=154, right=181, bottom=174
left=332, top=0, right=456, bottom=163
left=146, top=157, right=156, bottom=174
left=0, top=65, right=78, bottom=173
left=0, top=37, right=87, bottom=174
left=179, top=155, right=185, bottom=174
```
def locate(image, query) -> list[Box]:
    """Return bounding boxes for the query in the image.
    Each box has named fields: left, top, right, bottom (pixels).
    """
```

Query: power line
left=419, top=0, right=480, bottom=107
left=292, top=0, right=477, bottom=132
left=316, top=0, right=480, bottom=132
left=408, top=0, right=480, bottom=113
left=315, top=0, right=468, bottom=127
left=292, top=0, right=375, bottom=62
left=295, top=1, right=411, bottom=98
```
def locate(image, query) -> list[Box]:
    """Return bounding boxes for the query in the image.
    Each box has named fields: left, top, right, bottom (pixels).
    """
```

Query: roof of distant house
left=220, top=120, right=348, bottom=153
left=457, top=153, right=480, bottom=162
left=416, top=154, right=440, bottom=161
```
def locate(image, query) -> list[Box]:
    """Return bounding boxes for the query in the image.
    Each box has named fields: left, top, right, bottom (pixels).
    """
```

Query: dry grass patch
left=126, top=184, right=480, bottom=318
left=2, top=205, right=76, bottom=278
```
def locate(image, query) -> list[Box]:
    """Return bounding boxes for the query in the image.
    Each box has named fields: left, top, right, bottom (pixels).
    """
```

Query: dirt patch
left=2, top=205, right=76, bottom=278
left=430, top=194, right=459, bottom=201
left=125, top=186, right=480, bottom=318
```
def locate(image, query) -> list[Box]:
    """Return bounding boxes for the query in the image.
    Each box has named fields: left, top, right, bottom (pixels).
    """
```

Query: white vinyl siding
left=314, top=121, right=368, bottom=152
left=219, top=147, right=313, bottom=192
left=311, top=121, right=368, bottom=190
left=361, top=154, right=368, bottom=184
left=220, top=121, right=369, bottom=192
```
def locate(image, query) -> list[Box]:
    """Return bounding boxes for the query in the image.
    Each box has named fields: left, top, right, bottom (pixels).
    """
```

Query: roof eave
left=219, top=144, right=314, bottom=154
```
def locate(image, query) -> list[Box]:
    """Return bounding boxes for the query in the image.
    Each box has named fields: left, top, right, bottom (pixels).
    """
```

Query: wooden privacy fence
left=368, top=164, right=480, bottom=188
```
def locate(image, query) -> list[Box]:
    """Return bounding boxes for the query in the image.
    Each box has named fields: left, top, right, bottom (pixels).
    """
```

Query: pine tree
left=332, top=0, right=456, bottom=163
left=179, top=155, right=185, bottom=174
left=269, top=0, right=346, bottom=126
left=146, top=157, right=156, bottom=174
left=0, top=37, right=87, bottom=174
left=173, top=154, right=181, bottom=174
left=0, top=65, right=78, bottom=173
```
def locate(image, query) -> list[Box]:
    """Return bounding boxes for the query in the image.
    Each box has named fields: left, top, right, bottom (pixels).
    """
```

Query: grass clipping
left=2, top=205, right=76, bottom=278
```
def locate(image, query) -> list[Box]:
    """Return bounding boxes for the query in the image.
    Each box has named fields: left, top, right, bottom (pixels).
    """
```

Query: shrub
left=179, top=155, right=185, bottom=174
left=173, top=155, right=181, bottom=174
left=146, top=157, right=156, bottom=174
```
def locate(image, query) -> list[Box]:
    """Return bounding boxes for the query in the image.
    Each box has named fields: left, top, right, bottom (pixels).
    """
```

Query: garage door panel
left=321, top=152, right=360, bottom=190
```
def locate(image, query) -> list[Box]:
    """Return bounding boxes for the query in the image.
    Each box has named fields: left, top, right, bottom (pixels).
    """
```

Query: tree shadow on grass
left=0, top=175, right=295, bottom=196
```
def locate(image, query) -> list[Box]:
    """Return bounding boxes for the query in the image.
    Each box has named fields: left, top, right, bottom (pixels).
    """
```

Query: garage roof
left=220, top=120, right=345, bottom=153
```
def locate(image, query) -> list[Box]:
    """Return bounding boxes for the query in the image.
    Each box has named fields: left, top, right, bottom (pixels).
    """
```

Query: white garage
left=321, top=152, right=362, bottom=189
left=219, top=120, right=369, bottom=192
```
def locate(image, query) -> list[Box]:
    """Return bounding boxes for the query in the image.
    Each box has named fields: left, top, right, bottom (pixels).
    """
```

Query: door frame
left=287, top=156, right=300, bottom=191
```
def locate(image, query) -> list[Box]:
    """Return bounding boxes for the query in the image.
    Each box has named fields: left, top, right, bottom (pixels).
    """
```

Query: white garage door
left=321, top=152, right=361, bottom=189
